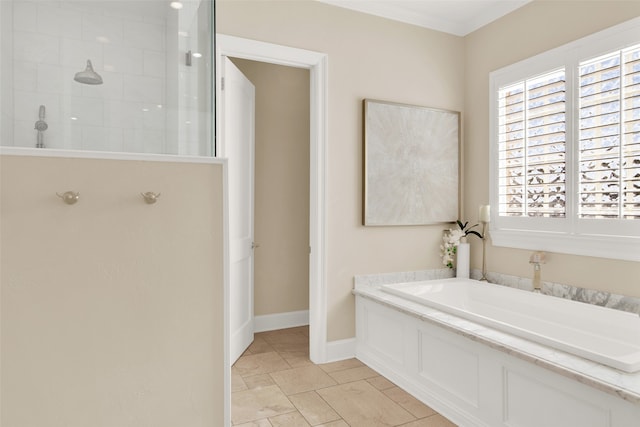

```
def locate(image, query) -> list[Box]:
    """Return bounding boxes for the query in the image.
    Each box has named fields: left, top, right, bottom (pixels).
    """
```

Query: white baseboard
left=325, top=338, right=356, bottom=363
left=254, top=310, right=309, bottom=333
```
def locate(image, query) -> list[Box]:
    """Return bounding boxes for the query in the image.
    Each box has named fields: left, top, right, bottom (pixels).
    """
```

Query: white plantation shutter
left=498, top=70, right=566, bottom=218
left=490, top=19, right=640, bottom=261
left=622, top=45, right=640, bottom=220
left=578, top=44, right=640, bottom=220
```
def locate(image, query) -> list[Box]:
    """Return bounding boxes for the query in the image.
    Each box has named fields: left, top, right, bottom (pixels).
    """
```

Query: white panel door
left=220, top=57, right=255, bottom=364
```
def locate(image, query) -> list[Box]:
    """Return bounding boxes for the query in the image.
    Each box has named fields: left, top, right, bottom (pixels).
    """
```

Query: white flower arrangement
left=441, top=221, right=483, bottom=269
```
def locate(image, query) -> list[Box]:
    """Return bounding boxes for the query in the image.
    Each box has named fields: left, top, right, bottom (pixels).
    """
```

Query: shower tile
left=13, top=61, right=37, bottom=91
left=13, top=32, right=60, bottom=64
left=82, top=127, right=123, bottom=152
left=14, top=90, right=61, bottom=123
left=82, top=13, right=124, bottom=45
left=12, top=1, right=37, bottom=32
left=15, top=120, right=64, bottom=149
left=37, top=64, right=72, bottom=96
left=37, top=3, right=82, bottom=39
left=123, top=21, right=164, bottom=52
left=105, top=100, right=143, bottom=129
left=143, top=51, right=166, bottom=78
left=142, top=15, right=167, bottom=26
left=123, top=75, right=163, bottom=104
left=60, top=120, right=84, bottom=150
left=12, top=120, right=39, bottom=148
left=123, top=129, right=164, bottom=154
left=81, top=71, right=123, bottom=101
left=1, top=117, right=13, bottom=148
left=104, top=45, right=143, bottom=75
left=65, top=96, right=104, bottom=127
left=59, top=38, right=103, bottom=69
left=142, top=104, right=166, bottom=130
left=30, top=122, right=80, bottom=150
left=60, top=0, right=101, bottom=15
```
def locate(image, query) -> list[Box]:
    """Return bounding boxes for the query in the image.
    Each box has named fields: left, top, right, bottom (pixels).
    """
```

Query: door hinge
left=221, top=77, right=225, bottom=91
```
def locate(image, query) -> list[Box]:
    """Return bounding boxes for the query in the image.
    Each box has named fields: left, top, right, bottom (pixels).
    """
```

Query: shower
left=0, top=0, right=214, bottom=155
left=74, top=60, right=103, bottom=85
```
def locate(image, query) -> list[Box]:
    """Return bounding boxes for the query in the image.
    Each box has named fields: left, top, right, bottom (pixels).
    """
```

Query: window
left=498, top=69, right=567, bottom=219
left=490, top=18, right=640, bottom=261
left=578, top=47, right=640, bottom=220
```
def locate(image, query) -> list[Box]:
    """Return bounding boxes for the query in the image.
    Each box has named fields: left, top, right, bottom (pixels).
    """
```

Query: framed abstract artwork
left=363, top=99, right=460, bottom=226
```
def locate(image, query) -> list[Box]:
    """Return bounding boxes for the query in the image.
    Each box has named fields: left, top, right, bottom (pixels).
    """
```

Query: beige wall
left=0, top=155, right=225, bottom=425
left=230, top=58, right=310, bottom=316
left=219, top=0, right=640, bottom=344
left=218, top=0, right=465, bottom=341
left=464, top=1, right=640, bottom=297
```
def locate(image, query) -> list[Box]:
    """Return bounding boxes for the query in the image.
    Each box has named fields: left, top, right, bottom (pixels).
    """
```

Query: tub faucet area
left=529, top=251, right=546, bottom=292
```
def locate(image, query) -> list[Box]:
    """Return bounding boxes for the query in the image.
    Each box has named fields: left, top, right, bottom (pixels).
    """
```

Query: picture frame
left=363, top=99, right=460, bottom=226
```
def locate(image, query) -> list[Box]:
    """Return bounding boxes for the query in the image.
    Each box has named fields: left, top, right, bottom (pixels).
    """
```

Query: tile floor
left=232, top=326, right=457, bottom=427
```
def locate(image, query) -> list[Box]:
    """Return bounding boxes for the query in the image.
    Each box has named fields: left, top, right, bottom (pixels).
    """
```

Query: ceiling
left=316, top=0, right=533, bottom=36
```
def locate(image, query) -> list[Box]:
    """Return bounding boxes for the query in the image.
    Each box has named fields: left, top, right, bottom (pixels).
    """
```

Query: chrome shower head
left=74, top=60, right=103, bottom=85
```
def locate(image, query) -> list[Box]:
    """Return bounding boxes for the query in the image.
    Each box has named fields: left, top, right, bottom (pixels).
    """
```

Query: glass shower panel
left=0, top=0, right=213, bottom=156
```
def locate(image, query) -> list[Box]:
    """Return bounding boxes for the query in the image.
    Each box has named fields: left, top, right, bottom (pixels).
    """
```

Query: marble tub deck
left=353, top=271, right=640, bottom=406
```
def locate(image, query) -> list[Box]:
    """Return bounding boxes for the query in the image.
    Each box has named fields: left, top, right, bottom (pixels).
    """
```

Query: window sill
left=490, top=228, right=640, bottom=262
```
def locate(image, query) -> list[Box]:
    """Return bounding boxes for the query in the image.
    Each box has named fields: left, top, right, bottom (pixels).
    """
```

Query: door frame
left=216, top=34, right=328, bottom=426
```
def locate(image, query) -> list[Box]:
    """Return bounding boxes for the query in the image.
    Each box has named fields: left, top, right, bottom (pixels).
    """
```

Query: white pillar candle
left=479, top=205, right=491, bottom=223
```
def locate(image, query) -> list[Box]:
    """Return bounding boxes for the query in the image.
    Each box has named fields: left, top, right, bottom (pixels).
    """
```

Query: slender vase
left=456, top=239, right=470, bottom=279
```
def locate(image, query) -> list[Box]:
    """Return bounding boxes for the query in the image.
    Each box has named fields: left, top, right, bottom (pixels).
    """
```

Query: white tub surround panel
left=354, top=279, right=640, bottom=427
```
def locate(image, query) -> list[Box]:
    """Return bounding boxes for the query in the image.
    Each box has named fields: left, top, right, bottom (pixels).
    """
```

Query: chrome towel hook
left=57, top=191, right=80, bottom=205
left=141, top=192, right=161, bottom=204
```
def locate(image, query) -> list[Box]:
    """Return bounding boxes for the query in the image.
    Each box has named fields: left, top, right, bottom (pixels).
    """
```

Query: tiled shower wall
left=5, top=0, right=170, bottom=153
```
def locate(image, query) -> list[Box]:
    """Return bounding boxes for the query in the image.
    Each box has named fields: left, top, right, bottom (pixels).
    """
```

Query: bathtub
left=381, top=278, right=640, bottom=373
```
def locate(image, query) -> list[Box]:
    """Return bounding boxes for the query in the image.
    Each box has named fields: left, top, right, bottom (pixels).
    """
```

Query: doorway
left=217, top=34, right=328, bottom=426
left=229, top=57, right=311, bottom=337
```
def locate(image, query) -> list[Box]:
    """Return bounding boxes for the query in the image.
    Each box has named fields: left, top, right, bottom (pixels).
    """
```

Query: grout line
left=233, top=326, right=454, bottom=427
